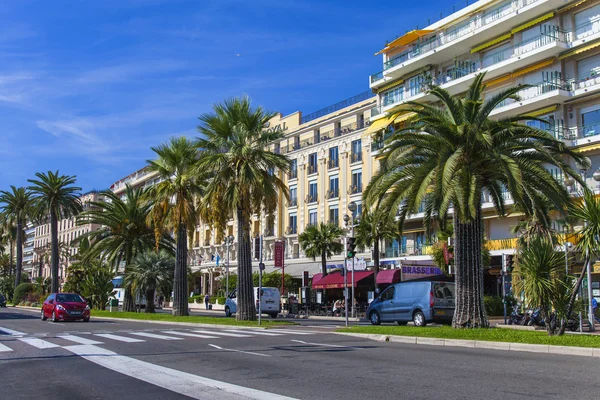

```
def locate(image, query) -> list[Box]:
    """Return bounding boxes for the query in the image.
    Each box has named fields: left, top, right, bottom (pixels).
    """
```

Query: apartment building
left=366, top=0, right=600, bottom=292
left=32, top=191, right=105, bottom=286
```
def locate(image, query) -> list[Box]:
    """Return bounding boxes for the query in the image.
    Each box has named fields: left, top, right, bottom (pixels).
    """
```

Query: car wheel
left=83, top=317, right=90, bottom=322
left=413, top=311, right=426, bottom=327
left=369, top=311, right=381, bottom=325
left=269, top=313, right=278, bottom=319
left=41, top=309, right=47, bottom=321
left=225, top=306, right=232, bottom=317
left=396, top=321, right=408, bottom=326
left=51, top=310, right=58, bottom=323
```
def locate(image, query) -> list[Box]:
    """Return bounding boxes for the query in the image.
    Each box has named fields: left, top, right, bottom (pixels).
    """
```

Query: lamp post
left=578, top=157, right=595, bottom=332
left=347, top=202, right=358, bottom=318
left=223, top=235, right=234, bottom=296
left=343, top=214, right=350, bottom=327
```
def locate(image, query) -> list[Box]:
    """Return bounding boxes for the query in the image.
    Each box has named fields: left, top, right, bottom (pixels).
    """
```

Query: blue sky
left=0, top=0, right=452, bottom=192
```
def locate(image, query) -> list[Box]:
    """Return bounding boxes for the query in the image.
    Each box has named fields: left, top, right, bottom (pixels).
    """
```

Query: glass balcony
left=493, top=78, right=568, bottom=111
left=371, top=71, right=384, bottom=83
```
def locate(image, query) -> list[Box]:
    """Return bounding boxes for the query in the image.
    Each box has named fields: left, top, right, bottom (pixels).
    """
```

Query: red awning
left=312, top=273, right=323, bottom=284
left=376, top=269, right=401, bottom=285
left=312, top=271, right=374, bottom=290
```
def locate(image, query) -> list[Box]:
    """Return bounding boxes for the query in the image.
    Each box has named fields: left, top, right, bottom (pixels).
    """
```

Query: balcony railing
left=326, top=189, right=339, bottom=199
left=493, top=78, right=568, bottom=111
left=371, top=105, right=383, bottom=117
left=305, top=193, right=318, bottom=204
left=307, top=164, right=318, bottom=175
left=350, top=152, right=362, bottom=163
left=203, top=241, right=210, bottom=246
left=328, top=158, right=339, bottom=169
left=288, top=169, right=298, bottom=180
left=568, top=19, right=600, bottom=42
left=348, top=184, right=362, bottom=195
left=264, top=228, right=275, bottom=237
left=285, top=226, right=297, bottom=235
left=329, top=218, right=339, bottom=226
left=481, top=30, right=562, bottom=69
left=287, top=197, right=298, bottom=207
left=301, top=90, right=375, bottom=124
left=371, top=71, right=384, bottom=84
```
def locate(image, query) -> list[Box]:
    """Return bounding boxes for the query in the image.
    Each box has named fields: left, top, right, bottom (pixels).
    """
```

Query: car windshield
left=56, top=294, right=85, bottom=303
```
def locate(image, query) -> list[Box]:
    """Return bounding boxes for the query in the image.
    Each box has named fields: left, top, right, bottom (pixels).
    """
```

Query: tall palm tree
left=78, top=186, right=173, bottom=311
left=299, top=223, right=345, bottom=277
left=197, top=96, right=290, bottom=321
left=28, top=171, right=82, bottom=293
left=365, top=74, right=586, bottom=328
left=0, top=218, right=16, bottom=279
left=145, top=137, right=206, bottom=316
left=124, top=250, right=175, bottom=313
left=0, top=187, right=33, bottom=288
left=513, top=234, right=566, bottom=336
left=354, top=209, right=398, bottom=290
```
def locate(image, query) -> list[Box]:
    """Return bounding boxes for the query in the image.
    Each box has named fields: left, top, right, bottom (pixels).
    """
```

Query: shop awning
left=510, top=12, right=555, bottom=34
left=312, top=271, right=374, bottom=289
left=364, top=116, right=393, bottom=136
left=470, top=33, right=512, bottom=54
left=375, top=30, right=434, bottom=55
left=312, top=273, right=323, bottom=284
left=575, top=143, right=600, bottom=153
left=376, top=269, right=401, bottom=285
left=559, top=39, right=600, bottom=59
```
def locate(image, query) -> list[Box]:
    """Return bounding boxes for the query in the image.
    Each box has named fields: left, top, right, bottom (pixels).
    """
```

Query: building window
left=352, top=202, right=362, bottom=220
left=289, top=186, right=297, bottom=206
left=582, top=108, right=600, bottom=137
left=383, top=86, right=404, bottom=106
left=307, top=181, right=318, bottom=203
left=350, top=140, right=362, bottom=163
left=289, top=159, right=298, bottom=179
left=328, top=147, right=339, bottom=169
left=350, top=170, right=363, bottom=194
left=328, top=176, right=339, bottom=198
left=308, top=152, right=318, bottom=174
left=308, top=210, right=318, bottom=227
left=408, top=75, right=425, bottom=97
left=329, top=207, right=339, bottom=225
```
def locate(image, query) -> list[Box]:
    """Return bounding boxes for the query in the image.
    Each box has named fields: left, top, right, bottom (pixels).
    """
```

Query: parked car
left=41, top=293, right=91, bottom=322
left=225, top=287, right=281, bottom=318
left=367, top=281, right=455, bottom=326
left=0, top=294, right=6, bottom=307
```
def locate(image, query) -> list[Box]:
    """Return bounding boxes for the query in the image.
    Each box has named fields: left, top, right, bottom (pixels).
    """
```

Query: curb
left=335, top=332, right=600, bottom=358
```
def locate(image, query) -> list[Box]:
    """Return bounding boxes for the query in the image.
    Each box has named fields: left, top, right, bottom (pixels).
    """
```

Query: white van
left=225, top=287, right=281, bottom=318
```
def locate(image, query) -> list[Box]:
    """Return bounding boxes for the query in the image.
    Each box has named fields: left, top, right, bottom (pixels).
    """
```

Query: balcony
left=490, top=79, right=570, bottom=119
left=288, top=169, right=298, bottom=180
left=350, top=152, right=362, bottom=163
left=326, top=189, right=339, bottom=200
left=285, top=226, right=298, bottom=235
left=348, top=184, right=362, bottom=195
left=287, top=197, right=298, bottom=207
left=328, top=159, right=339, bottom=169
left=305, top=193, right=318, bottom=204
left=301, top=90, right=375, bottom=124
left=203, top=241, right=211, bottom=247
left=264, top=228, right=275, bottom=237
left=307, top=164, right=318, bottom=175
left=372, top=0, right=566, bottom=88
left=383, top=245, right=425, bottom=258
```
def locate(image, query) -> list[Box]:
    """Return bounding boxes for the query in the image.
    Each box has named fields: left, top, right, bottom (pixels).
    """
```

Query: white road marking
left=65, top=345, right=293, bottom=399
left=0, top=327, right=26, bottom=336
left=208, top=344, right=270, bottom=357
left=58, top=335, right=104, bottom=345
left=18, top=337, right=60, bottom=349
left=269, top=329, right=316, bottom=335
left=225, top=329, right=283, bottom=336
left=129, top=332, right=183, bottom=341
left=161, top=331, right=219, bottom=339
left=291, top=339, right=353, bottom=348
left=94, top=333, right=145, bottom=343
left=192, top=330, right=251, bottom=338
left=0, top=342, right=13, bottom=352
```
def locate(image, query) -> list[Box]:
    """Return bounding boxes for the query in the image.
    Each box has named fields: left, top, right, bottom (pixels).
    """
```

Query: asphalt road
left=1, top=307, right=599, bottom=400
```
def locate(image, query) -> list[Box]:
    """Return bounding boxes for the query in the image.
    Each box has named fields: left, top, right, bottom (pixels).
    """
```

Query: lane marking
left=192, top=330, right=251, bottom=338
left=291, top=339, right=354, bottom=348
left=0, top=327, right=26, bottom=336
left=64, top=345, right=291, bottom=399
left=94, top=333, right=145, bottom=343
left=225, top=329, right=283, bottom=336
left=58, top=335, right=104, bottom=345
left=268, top=329, right=316, bottom=335
left=18, top=337, right=60, bottom=349
left=161, top=331, right=219, bottom=339
left=208, top=344, right=270, bottom=357
left=0, top=342, right=13, bottom=352
left=129, top=332, right=183, bottom=341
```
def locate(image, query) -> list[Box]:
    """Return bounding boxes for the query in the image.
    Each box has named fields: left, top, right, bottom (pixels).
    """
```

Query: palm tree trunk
left=452, top=210, right=489, bottom=328
left=558, top=256, right=588, bottom=336
left=237, top=206, right=256, bottom=321
left=14, top=220, right=23, bottom=289
left=321, top=252, right=327, bottom=276
left=172, top=219, right=189, bottom=316
left=50, top=209, right=60, bottom=293
left=123, top=285, right=135, bottom=312
left=373, top=239, right=380, bottom=292
left=145, top=288, right=156, bottom=313
left=9, top=240, right=14, bottom=279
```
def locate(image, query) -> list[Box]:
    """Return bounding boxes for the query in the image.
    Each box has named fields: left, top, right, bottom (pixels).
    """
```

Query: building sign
left=348, top=258, right=367, bottom=271
left=274, top=241, right=284, bottom=268
left=401, top=265, right=443, bottom=281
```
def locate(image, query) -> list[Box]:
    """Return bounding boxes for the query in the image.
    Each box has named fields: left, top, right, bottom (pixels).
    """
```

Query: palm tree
left=78, top=186, right=173, bottom=311
left=145, top=137, right=206, bottom=317
left=299, top=223, right=345, bottom=277
left=0, top=218, right=17, bottom=279
left=197, top=96, right=290, bottom=321
left=354, top=209, right=397, bottom=290
left=124, top=250, right=175, bottom=313
left=364, top=74, right=586, bottom=328
left=28, top=171, right=82, bottom=293
left=513, top=234, right=566, bottom=336
left=0, top=187, right=33, bottom=288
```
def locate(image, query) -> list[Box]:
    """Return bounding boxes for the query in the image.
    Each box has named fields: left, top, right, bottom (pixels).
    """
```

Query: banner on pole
left=274, top=241, right=284, bottom=268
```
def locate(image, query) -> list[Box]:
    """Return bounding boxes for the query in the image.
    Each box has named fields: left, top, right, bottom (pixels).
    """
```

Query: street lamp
left=347, top=202, right=358, bottom=319
left=223, top=235, right=235, bottom=296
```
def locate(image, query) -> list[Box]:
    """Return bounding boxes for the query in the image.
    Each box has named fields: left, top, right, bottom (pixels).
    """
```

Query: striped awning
left=559, top=39, right=600, bottom=59
left=364, top=116, right=393, bottom=136
left=511, top=12, right=555, bottom=34
left=394, top=112, right=417, bottom=123
left=525, top=105, right=558, bottom=117
left=575, top=143, right=600, bottom=153
left=558, top=0, right=589, bottom=12
left=471, top=33, right=512, bottom=54
left=375, top=30, right=434, bottom=55
left=512, top=59, right=555, bottom=78
left=376, top=78, right=405, bottom=93
left=485, top=74, right=511, bottom=87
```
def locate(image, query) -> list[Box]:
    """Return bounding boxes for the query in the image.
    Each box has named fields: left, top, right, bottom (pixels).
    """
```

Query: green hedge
left=484, top=296, right=515, bottom=316
left=13, top=283, right=34, bottom=304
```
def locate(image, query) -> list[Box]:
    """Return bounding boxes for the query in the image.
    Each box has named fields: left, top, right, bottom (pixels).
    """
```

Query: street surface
left=1, top=307, right=599, bottom=400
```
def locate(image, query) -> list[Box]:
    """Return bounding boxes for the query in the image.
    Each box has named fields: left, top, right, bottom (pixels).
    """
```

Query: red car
left=41, top=293, right=91, bottom=322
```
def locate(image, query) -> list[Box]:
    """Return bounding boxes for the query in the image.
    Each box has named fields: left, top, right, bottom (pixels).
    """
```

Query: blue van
left=367, top=281, right=455, bottom=326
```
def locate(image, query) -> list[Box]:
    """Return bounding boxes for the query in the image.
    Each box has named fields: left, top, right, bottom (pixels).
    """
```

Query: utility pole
left=343, top=236, right=348, bottom=327
left=501, top=253, right=507, bottom=325
left=258, top=235, right=263, bottom=326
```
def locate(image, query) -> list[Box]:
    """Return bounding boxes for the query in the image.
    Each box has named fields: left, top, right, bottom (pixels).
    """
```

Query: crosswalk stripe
left=192, top=330, right=251, bottom=338
left=0, top=342, right=13, bottom=352
left=95, top=333, right=145, bottom=343
left=129, top=332, right=183, bottom=341
left=0, top=326, right=26, bottom=336
left=267, top=329, right=315, bottom=335
left=18, top=337, right=60, bottom=349
left=161, top=331, right=219, bottom=339
left=225, top=329, right=283, bottom=336
left=58, top=335, right=104, bottom=345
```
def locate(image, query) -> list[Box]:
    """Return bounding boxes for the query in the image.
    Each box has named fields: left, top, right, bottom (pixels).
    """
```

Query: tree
left=63, top=237, right=91, bottom=293
left=28, top=171, right=82, bottom=293
left=0, top=187, right=33, bottom=289
left=512, top=234, right=566, bottom=336
left=197, top=96, right=290, bottom=321
left=354, top=209, right=397, bottom=290
left=364, top=73, right=586, bottom=328
left=80, top=260, right=115, bottom=310
left=78, top=186, right=173, bottom=311
left=146, top=137, right=206, bottom=317
left=299, top=223, right=345, bottom=277
left=124, top=250, right=174, bottom=313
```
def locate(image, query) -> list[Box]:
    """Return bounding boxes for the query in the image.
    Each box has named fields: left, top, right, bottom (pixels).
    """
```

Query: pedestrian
left=158, top=295, right=164, bottom=308
left=204, top=294, right=210, bottom=310
left=593, top=298, right=600, bottom=324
